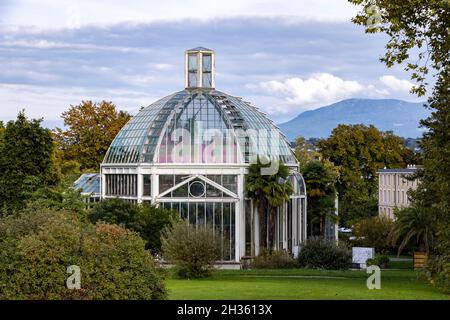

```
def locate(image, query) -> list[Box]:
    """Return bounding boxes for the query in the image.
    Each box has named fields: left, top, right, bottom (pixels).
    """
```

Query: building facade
left=377, top=165, right=419, bottom=219
left=99, top=48, right=307, bottom=265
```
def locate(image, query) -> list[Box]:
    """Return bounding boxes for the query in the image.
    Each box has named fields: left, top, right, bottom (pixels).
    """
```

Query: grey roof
left=377, top=168, right=418, bottom=173
left=74, top=173, right=101, bottom=194
left=187, top=46, right=213, bottom=52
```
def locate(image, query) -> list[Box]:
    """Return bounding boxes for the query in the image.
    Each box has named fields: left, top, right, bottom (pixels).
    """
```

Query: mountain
left=278, top=99, right=429, bottom=140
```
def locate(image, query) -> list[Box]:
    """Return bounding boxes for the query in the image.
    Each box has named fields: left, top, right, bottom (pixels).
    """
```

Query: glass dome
left=103, top=89, right=297, bottom=165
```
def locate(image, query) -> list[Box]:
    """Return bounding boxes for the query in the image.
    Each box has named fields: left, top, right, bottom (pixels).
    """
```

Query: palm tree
left=246, top=158, right=293, bottom=252
left=390, top=205, right=436, bottom=256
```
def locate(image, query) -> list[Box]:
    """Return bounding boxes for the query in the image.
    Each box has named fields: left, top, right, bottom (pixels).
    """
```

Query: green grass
left=167, top=268, right=449, bottom=300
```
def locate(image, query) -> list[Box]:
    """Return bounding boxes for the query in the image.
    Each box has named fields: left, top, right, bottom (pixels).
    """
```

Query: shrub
left=251, top=250, right=298, bottom=269
left=352, top=215, right=395, bottom=253
left=0, top=209, right=166, bottom=300
left=89, top=199, right=178, bottom=253
left=367, top=254, right=390, bottom=268
left=161, top=220, right=221, bottom=278
left=421, top=254, right=450, bottom=294
left=297, top=237, right=352, bottom=270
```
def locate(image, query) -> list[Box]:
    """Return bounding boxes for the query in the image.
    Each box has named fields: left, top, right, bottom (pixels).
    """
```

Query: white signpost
left=352, top=247, right=375, bottom=269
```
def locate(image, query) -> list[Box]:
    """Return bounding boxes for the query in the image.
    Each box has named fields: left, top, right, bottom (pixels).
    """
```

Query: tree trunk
left=258, top=199, right=267, bottom=251
left=268, top=206, right=277, bottom=252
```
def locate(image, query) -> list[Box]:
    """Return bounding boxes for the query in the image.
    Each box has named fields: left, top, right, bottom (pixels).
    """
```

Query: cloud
left=0, top=16, right=422, bottom=124
left=0, top=83, right=158, bottom=121
left=379, top=75, right=414, bottom=93
left=258, top=73, right=364, bottom=106
left=2, top=0, right=359, bottom=29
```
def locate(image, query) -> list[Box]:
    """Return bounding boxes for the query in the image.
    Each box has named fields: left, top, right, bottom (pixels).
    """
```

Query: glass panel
left=202, top=73, right=212, bottom=87
left=105, top=174, right=137, bottom=197
left=189, top=180, right=206, bottom=197
left=202, top=54, right=211, bottom=72
left=188, top=72, right=197, bottom=87
left=159, top=175, right=174, bottom=195
left=222, top=175, right=237, bottom=194
left=180, top=202, right=188, bottom=220
left=189, top=202, right=196, bottom=225
left=206, top=202, right=214, bottom=229
left=206, top=183, right=222, bottom=197
left=172, top=182, right=189, bottom=197
left=143, top=174, right=151, bottom=196
left=223, top=203, right=231, bottom=261
left=197, top=202, right=205, bottom=228
left=188, top=54, right=198, bottom=71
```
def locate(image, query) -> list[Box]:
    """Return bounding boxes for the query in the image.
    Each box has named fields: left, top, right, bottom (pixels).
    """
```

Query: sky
left=0, top=0, right=423, bottom=126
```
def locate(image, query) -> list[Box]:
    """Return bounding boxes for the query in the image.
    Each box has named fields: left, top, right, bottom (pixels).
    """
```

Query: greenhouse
left=100, top=47, right=307, bottom=265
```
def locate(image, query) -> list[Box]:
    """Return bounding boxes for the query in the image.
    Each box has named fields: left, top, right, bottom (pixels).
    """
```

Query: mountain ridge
left=278, top=98, right=429, bottom=140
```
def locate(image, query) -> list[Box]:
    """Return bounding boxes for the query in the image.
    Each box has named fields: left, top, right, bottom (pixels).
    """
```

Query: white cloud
left=259, top=73, right=364, bottom=107
left=0, top=83, right=159, bottom=121
left=379, top=75, right=414, bottom=93
left=2, top=0, right=358, bottom=29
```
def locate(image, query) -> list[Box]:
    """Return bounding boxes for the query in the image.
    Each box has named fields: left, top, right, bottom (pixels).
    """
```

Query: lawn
left=167, top=268, right=449, bottom=300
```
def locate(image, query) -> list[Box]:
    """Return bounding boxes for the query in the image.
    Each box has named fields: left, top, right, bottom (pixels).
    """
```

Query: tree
left=246, top=159, right=294, bottom=251
left=54, top=101, right=131, bottom=170
left=0, top=209, right=166, bottom=299
left=353, top=215, right=394, bottom=253
left=0, top=111, right=59, bottom=215
left=390, top=205, right=436, bottom=256
left=294, top=136, right=320, bottom=168
left=0, top=121, right=4, bottom=142
left=302, top=160, right=339, bottom=237
left=89, top=198, right=178, bottom=253
left=161, top=220, right=221, bottom=278
left=349, top=0, right=449, bottom=291
left=349, top=0, right=449, bottom=97
left=26, top=177, right=87, bottom=215
left=318, top=124, right=409, bottom=225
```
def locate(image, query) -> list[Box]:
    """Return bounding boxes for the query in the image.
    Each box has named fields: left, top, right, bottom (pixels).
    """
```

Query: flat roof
left=377, top=168, right=418, bottom=173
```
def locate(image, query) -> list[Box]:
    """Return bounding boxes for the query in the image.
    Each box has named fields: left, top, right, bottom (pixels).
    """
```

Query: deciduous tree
left=318, top=124, right=409, bottom=225
left=54, top=101, right=131, bottom=170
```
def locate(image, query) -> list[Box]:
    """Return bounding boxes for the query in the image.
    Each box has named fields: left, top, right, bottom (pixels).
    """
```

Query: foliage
left=246, top=159, right=294, bottom=250
left=0, top=209, right=166, bottom=300
left=349, top=0, right=450, bottom=292
left=294, top=136, right=320, bottom=168
left=367, top=255, right=390, bottom=268
left=302, top=160, right=339, bottom=237
left=161, top=220, right=221, bottom=279
left=318, top=124, right=411, bottom=226
left=26, top=176, right=87, bottom=214
left=0, top=111, right=59, bottom=215
left=421, top=254, right=450, bottom=294
left=54, top=101, right=131, bottom=170
left=390, top=206, right=436, bottom=256
left=352, top=215, right=394, bottom=253
left=251, top=250, right=298, bottom=269
left=412, top=69, right=450, bottom=258
left=89, top=198, right=178, bottom=253
left=297, top=237, right=352, bottom=270
left=349, top=0, right=450, bottom=96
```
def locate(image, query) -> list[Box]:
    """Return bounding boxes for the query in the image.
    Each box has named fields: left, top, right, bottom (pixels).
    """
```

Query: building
left=377, top=165, right=419, bottom=219
left=98, top=47, right=307, bottom=265
left=74, top=173, right=101, bottom=208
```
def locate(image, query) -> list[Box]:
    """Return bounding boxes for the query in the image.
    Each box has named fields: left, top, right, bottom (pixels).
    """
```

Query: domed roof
left=103, top=89, right=297, bottom=165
